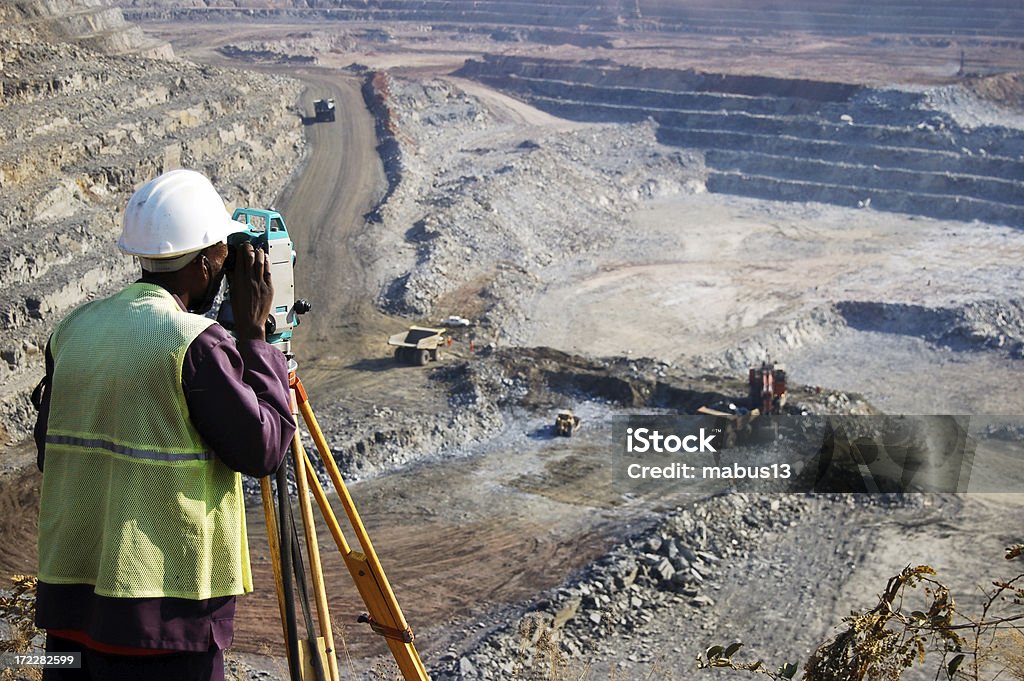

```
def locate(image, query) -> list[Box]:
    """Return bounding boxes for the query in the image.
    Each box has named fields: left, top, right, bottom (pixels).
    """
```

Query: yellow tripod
left=260, top=370, right=428, bottom=680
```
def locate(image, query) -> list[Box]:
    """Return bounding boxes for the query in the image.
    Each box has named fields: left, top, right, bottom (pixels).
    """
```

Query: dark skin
left=141, top=241, right=274, bottom=342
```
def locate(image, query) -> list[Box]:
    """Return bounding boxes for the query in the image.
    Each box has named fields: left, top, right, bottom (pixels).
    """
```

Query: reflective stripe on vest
left=38, top=283, right=252, bottom=600
left=44, top=434, right=214, bottom=462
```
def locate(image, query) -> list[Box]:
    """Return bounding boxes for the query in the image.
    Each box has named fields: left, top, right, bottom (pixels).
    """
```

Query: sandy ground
left=509, top=193, right=1024, bottom=414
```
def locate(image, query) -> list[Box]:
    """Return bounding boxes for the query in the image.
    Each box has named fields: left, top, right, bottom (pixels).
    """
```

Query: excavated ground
left=3, top=6, right=1024, bottom=681
left=142, top=19, right=1024, bottom=679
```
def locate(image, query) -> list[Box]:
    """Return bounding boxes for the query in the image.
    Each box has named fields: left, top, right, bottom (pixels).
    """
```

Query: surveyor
left=32, top=168, right=296, bottom=681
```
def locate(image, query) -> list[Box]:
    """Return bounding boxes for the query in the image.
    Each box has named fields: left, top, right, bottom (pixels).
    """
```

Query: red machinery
left=749, top=361, right=787, bottom=415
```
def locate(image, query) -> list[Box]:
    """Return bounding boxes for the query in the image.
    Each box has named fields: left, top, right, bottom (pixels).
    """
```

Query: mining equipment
left=388, top=326, right=447, bottom=366
left=314, top=98, right=336, bottom=122
left=696, top=405, right=760, bottom=450
left=554, top=410, right=581, bottom=437
left=749, top=361, right=787, bottom=415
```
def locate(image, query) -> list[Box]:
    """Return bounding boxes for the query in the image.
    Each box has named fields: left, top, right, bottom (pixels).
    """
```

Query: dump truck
left=388, top=326, right=446, bottom=366
left=314, top=98, right=336, bottom=122
left=554, top=410, right=581, bottom=437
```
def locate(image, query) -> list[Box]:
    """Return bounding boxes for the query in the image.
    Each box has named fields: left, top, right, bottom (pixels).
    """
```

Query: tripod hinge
left=357, top=612, right=415, bottom=644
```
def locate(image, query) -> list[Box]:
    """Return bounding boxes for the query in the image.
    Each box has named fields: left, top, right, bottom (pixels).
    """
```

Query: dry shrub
left=0, top=575, right=42, bottom=681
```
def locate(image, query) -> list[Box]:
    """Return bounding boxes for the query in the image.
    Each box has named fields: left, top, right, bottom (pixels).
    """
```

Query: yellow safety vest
left=38, top=283, right=252, bottom=600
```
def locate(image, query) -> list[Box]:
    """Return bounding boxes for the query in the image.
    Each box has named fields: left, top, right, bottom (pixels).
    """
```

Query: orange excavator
left=749, top=360, right=787, bottom=415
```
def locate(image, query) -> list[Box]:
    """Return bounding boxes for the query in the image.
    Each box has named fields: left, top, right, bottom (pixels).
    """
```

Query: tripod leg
left=260, top=477, right=289, bottom=661
left=284, top=492, right=328, bottom=681
left=291, top=376, right=427, bottom=680
left=276, top=463, right=302, bottom=681
left=300, top=451, right=428, bottom=680
left=292, top=435, right=340, bottom=681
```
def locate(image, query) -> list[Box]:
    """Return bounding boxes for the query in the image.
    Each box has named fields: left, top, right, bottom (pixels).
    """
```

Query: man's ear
left=193, top=252, right=210, bottom=279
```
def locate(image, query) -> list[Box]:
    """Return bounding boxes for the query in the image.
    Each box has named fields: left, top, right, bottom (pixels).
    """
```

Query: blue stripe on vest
left=45, top=434, right=213, bottom=463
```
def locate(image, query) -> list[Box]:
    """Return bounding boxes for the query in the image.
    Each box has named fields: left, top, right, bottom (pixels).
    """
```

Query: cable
left=276, top=462, right=302, bottom=681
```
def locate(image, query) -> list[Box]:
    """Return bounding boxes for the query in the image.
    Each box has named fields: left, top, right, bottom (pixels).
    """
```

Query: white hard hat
left=119, top=169, right=246, bottom=272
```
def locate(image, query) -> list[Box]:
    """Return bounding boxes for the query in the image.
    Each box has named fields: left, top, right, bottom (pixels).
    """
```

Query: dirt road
left=274, top=74, right=386, bottom=363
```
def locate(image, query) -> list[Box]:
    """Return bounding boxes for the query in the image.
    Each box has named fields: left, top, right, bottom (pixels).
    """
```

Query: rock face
left=0, top=1, right=306, bottom=443
left=9, top=0, right=174, bottom=59
left=458, top=56, right=1024, bottom=228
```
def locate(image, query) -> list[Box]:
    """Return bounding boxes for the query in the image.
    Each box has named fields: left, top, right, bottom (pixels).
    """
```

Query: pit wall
left=11, top=0, right=173, bottom=58
left=457, top=56, right=1024, bottom=228
left=117, top=0, right=1024, bottom=39
left=0, top=23, right=305, bottom=444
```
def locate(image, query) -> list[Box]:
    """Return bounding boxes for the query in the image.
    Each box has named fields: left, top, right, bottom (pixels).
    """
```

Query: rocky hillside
left=7, top=0, right=173, bottom=59
left=0, top=0, right=306, bottom=443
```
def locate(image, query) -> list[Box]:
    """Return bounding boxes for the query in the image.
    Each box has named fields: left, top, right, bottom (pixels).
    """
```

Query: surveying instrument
left=220, top=208, right=428, bottom=681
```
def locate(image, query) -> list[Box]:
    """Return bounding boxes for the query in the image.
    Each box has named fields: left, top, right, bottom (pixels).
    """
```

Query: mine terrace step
left=703, top=149, right=1024, bottom=206
left=121, top=0, right=1024, bottom=36
left=464, top=72, right=1004, bottom=150
left=706, top=171, right=1024, bottom=228
left=468, top=73, right=1015, bottom=154
left=463, top=64, right=864, bottom=102
left=658, top=126, right=1024, bottom=180
left=475, top=76, right=931, bottom=126
left=126, top=7, right=608, bottom=28
left=525, top=96, right=1024, bottom=161
left=649, top=12, right=1021, bottom=27
left=476, top=73, right=947, bottom=128
left=46, top=6, right=128, bottom=35
left=640, top=0, right=1022, bottom=9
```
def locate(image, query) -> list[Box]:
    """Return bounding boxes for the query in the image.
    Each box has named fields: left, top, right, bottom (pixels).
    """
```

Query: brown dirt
left=964, top=72, right=1024, bottom=109
left=236, top=427, right=645, bottom=663
left=0, top=443, right=41, bottom=577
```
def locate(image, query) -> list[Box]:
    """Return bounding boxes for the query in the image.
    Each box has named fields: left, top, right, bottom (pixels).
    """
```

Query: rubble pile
left=219, top=31, right=357, bottom=64
left=366, top=76, right=705, bottom=326
left=431, top=493, right=811, bottom=679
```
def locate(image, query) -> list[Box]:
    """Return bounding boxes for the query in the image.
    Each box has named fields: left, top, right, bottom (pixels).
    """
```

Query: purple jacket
left=34, top=289, right=295, bottom=652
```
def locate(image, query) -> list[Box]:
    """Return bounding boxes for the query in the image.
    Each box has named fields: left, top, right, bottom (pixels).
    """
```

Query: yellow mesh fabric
left=38, top=283, right=252, bottom=599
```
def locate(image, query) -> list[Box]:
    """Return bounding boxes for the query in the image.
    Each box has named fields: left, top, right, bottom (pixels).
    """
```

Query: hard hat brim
left=119, top=216, right=247, bottom=260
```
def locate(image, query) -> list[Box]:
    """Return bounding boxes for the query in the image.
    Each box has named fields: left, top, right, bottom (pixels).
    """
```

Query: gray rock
left=650, top=556, right=675, bottom=583
left=459, top=656, right=478, bottom=679
left=552, top=597, right=581, bottom=629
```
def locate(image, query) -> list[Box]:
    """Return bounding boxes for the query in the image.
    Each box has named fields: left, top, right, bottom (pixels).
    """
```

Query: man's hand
left=230, top=242, right=274, bottom=342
